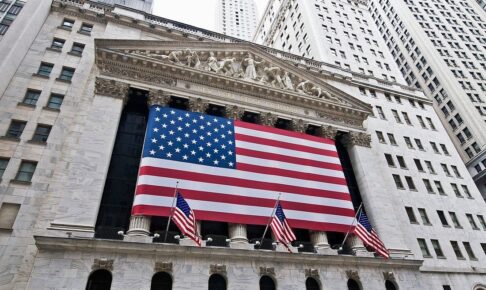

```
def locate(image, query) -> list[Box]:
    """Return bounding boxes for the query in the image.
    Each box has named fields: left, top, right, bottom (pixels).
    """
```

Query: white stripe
left=235, top=126, right=336, bottom=151
left=133, top=194, right=355, bottom=225
left=141, top=158, right=349, bottom=194
left=237, top=155, right=345, bottom=178
left=237, top=140, right=341, bottom=164
left=138, top=175, right=353, bottom=210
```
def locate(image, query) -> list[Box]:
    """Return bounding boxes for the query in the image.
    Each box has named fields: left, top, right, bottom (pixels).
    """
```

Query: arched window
left=306, top=277, right=320, bottom=290
left=151, top=272, right=172, bottom=290
left=347, top=279, right=361, bottom=290
left=86, top=269, right=112, bottom=290
left=260, top=275, right=276, bottom=290
left=385, top=280, right=397, bottom=290
left=208, top=274, right=226, bottom=290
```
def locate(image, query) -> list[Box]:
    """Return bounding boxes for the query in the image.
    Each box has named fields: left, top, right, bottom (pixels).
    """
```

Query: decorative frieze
left=259, top=266, right=275, bottom=277
left=155, top=262, right=173, bottom=273
left=94, top=77, right=130, bottom=100
left=209, top=264, right=227, bottom=275
left=92, top=258, right=114, bottom=271
left=148, top=89, right=171, bottom=107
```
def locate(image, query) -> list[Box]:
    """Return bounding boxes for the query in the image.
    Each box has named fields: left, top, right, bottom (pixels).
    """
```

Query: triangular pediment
left=95, top=40, right=372, bottom=123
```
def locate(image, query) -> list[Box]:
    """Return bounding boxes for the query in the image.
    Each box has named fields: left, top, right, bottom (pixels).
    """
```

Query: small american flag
left=354, top=209, right=389, bottom=258
left=270, top=201, right=296, bottom=252
left=172, top=191, right=201, bottom=246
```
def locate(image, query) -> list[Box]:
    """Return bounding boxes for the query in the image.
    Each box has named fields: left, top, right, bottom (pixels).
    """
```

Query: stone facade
left=0, top=1, right=485, bottom=290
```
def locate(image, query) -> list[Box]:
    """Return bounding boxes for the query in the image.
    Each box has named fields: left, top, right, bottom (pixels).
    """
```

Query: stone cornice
left=34, top=235, right=423, bottom=269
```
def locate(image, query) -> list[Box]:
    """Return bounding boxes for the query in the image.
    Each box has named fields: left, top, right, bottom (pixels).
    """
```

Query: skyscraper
left=216, top=0, right=258, bottom=40
left=367, top=0, right=486, bottom=196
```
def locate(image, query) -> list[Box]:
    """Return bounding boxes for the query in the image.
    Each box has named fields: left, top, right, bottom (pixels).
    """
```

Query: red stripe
left=237, top=163, right=347, bottom=185
left=138, top=167, right=351, bottom=200
left=132, top=205, right=355, bottom=233
left=235, top=133, right=338, bottom=158
left=235, top=120, right=335, bottom=145
left=136, top=185, right=354, bottom=216
left=236, top=147, right=343, bottom=171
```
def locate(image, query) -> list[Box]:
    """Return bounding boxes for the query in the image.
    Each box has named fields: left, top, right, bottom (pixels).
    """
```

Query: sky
left=153, top=0, right=269, bottom=31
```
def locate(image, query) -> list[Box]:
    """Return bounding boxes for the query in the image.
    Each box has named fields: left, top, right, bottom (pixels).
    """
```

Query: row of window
left=0, top=158, right=37, bottom=183
left=21, top=89, right=64, bottom=109
left=359, top=86, right=426, bottom=109
left=60, top=17, right=93, bottom=34
left=417, top=238, right=485, bottom=261
left=0, top=0, right=23, bottom=36
left=405, top=206, right=486, bottom=231
left=392, top=172, right=472, bottom=198
left=50, top=37, right=85, bottom=55
left=3, top=120, right=52, bottom=143
left=36, top=62, right=75, bottom=82
left=385, top=153, right=464, bottom=179
left=376, top=131, right=450, bottom=155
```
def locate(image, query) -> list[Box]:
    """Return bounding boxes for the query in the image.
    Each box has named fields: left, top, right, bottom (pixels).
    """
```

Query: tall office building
left=0, top=0, right=25, bottom=38
left=0, top=0, right=485, bottom=290
left=475, top=0, right=486, bottom=10
left=367, top=0, right=486, bottom=196
left=216, top=0, right=258, bottom=40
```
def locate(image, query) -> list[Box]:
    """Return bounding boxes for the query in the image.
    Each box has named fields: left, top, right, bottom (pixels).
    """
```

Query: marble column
left=310, top=231, right=335, bottom=255
left=348, top=234, right=373, bottom=257
left=126, top=215, right=151, bottom=236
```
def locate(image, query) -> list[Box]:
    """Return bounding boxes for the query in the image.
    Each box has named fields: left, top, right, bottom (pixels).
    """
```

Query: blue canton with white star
left=142, top=106, right=237, bottom=169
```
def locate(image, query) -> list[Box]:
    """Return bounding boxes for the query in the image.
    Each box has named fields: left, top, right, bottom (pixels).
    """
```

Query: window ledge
left=55, top=78, right=72, bottom=84
left=17, top=102, right=36, bottom=108
left=77, top=30, right=91, bottom=36
left=0, top=136, right=20, bottom=142
left=9, top=179, right=32, bottom=185
left=0, top=228, right=13, bottom=233
left=42, top=106, right=61, bottom=112
left=27, top=140, right=47, bottom=145
left=437, top=256, right=447, bottom=259
left=32, top=73, right=50, bottom=79
left=57, top=26, right=72, bottom=31
left=46, top=47, right=62, bottom=53
left=423, top=255, right=433, bottom=258
left=67, top=51, right=82, bottom=57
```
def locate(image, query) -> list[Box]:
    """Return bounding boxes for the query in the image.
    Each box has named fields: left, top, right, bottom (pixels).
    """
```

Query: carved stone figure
left=185, top=49, right=201, bottom=69
left=296, top=80, right=311, bottom=94
left=161, top=50, right=182, bottom=64
left=263, top=66, right=285, bottom=88
left=282, top=71, right=294, bottom=90
left=219, top=57, right=236, bottom=76
left=309, top=84, right=322, bottom=98
left=206, top=52, right=220, bottom=73
left=242, top=53, right=262, bottom=80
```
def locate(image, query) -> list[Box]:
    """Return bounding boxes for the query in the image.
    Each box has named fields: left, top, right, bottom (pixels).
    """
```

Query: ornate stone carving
left=155, top=262, right=173, bottom=273
left=210, top=264, right=227, bottom=275
left=92, top=258, right=114, bottom=271
left=94, top=77, right=129, bottom=100
left=383, top=271, right=395, bottom=282
left=259, top=266, right=275, bottom=277
left=293, top=119, right=306, bottom=133
left=227, top=105, right=245, bottom=120
left=188, top=98, right=209, bottom=113
left=320, top=125, right=338, bottom=140
left=346, top=270, right=360, bottom=282
left=261, top=112, right=277, bottom=127
left=305, top=268, right=320, bottom=279
left=148, top=89, right=171, bottom=106
left=98, top=60, right=177, bottom=87
left=344, top=132, right=372, bottom=148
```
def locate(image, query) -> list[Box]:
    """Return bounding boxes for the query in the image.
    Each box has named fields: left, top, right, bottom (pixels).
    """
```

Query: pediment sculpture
left=137, top=49, right=345, bottom=104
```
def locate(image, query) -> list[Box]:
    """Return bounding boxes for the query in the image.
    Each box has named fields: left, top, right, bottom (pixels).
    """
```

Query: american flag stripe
left=132, top=107, right=356, bottom=233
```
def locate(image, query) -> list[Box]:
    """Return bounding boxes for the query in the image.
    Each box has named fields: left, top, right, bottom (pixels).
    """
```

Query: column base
left=230, top=242, right=254, bottom=250
left=315, top=246, right=337, bottom=255
left=352, top=247, right=375, bottom=257
left=179, top=238, right=199, bottom=247
left=123, top=235, right=152, bottom=243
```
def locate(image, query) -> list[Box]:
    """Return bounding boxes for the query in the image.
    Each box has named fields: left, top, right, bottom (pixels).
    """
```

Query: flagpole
left=258, top=193, right=281, bottom=249
left=163, top=181, right=179, bottom=243
left=339, top=202, right=363, bottom=251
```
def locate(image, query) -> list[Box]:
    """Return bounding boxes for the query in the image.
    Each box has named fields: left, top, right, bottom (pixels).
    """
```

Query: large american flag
left=172, top=191, right=201, bottom=246
left=132, top=106, right=355, bottom=232
left=354, top=210, right=389, bottom=258
left=270, top=201, right=296, bottom=251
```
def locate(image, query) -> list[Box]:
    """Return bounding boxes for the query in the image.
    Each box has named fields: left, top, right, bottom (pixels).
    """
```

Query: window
left=415, top=139, right=424, bottom=150
left=481, top=243, right=486, bottom=255
left=6, top=120, right=26, bottom=139
left=441, top=164, right=451, bottom=176
left=430, top=142, right=439, bottom=154
left=260, top=276, right=276, bottom=290
left=151, top=272, right=172, bottom=290
left=466, top=214, right=479, bottom=230
left=384, top=154, right=395, bottom=167
left=417, top=116, right=426, bottom=128
left=15, top=161, right=37, bottom=182
left=476, top=215, right=486, bottom=230
left=80, top=23, right=93, bottom=34
left=61, top=18, right=74, bottom=29
left=417, top=238, right=431, bottom=257
left=418, top=208, right=431, bottom=225
left=376, top=131, right=385, bottom=143
left=397, top=156, right=407, bottom=168
left=306, top=277, right=320, bottom=290
left=449, top=212, right=462, bottom=228
left=405, top=207, right=418, bottom=223
left=0, top=158, right=8, bottom=178
left=405, top=176, right=416, bottom=190
left=461, top=185, right=472, bottom=198
left=425, top=161, right=435, bottom=174
left=50, top=38, right=65, bottom=50
left=463, top=242, right=476, bottom=260
left=414, top=159, right=424, bottom=171
left=22, top=89, right=41, bottom=105
left=392, top=110, right=402, bottom=123
left=376, top=106, right=386, bottom=119
left=31, top=124, right=51, bottom=143
left=404, top=137, right=414, bottom=149
left=392, top=174, right=404, bottom=189
left=402, top=112, right=412, bottom=125
left=37, top=62, right=53, bottom=77
left=431, top=239, right=445, bottom=258
left=70, top=42, right=85, bottom=55
left=387, top=133, right=397, bottom=145
left=59, top=67, right=75, bottom=82
left=426, top=117, right=436, bottom=130
left=0, top=203, right=21, bottom=230
left=86, top=269, right=112, bottom=290
left=46, top=93, right=64, bottom=110
left=423, top=179, right=434, bottom=193
left=450, top=241, right=464, bottom=259
left=451, top=166, right=461, bottom=178
left=451, top=184, right=462, bottom=197
left=437, top=210, right=449, bottom=227
left=208, top=274, right=226, bottom=290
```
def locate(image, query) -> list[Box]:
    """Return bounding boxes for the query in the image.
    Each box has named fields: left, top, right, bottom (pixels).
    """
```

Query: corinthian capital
left=188, top=97, right=209, bottom=113
left=148, top=89, right=171, bottom=107
left=344, top=131, right=372, bottom=148
left=94, top=77, right=129, bottom=101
